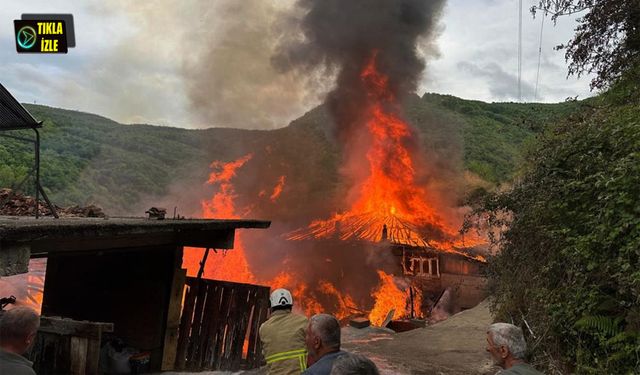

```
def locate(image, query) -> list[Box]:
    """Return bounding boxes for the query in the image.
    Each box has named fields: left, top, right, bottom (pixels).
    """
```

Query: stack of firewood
left=0, top=188, right=106, bottom=217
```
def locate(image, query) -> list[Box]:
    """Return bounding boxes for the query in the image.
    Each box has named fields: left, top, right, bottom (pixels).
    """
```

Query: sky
left=0, top=0, right=595, bottom=130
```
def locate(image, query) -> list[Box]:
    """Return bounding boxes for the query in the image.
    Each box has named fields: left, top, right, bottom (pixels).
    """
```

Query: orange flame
left=369, top=270, right=410, bottom=326
left=317, top=280, right=357, bottom=321
left=185, top=52, right=487, bottom=323
left=287, top=52, right=485, bottom=255
left=183, top=154, right=256, bottom=283
left=293, top=282, right=324, bottom=317
left=270, top=175, right=286, bottom=202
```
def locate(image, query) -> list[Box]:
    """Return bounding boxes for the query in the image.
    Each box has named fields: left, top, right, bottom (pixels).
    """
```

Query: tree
left=533, top=0, right=640, bottom=89
left=465, top=69, right=640, bottom=373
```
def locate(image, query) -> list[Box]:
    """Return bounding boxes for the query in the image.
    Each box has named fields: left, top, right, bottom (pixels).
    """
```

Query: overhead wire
left=518, top=0, right=523, bottom=102
left=534, top=11, right=546, bottom=101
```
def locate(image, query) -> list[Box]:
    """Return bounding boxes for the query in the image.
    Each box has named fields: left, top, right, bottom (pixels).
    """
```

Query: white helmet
left=270, top=288, right=293, bottom=308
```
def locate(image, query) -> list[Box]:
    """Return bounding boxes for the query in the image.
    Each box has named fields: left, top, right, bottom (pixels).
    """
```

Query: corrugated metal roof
left=0, top=83, right=40, bottom=131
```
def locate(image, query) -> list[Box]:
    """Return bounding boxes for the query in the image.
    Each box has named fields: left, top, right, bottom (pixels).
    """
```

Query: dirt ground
left=163, top=300, right=498, bottom=375
left=341, top=299, right=499, bottom=374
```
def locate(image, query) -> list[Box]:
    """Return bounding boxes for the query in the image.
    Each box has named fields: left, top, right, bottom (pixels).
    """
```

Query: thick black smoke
left=272, top=0, right=446, bottom=138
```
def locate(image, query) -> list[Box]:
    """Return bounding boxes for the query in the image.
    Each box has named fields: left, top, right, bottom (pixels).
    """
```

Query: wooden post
left=409, top=287, right=415, bottom=319
left=197, top=248, right=211, bottom=279
left=162, top=246, right=187, bottom=371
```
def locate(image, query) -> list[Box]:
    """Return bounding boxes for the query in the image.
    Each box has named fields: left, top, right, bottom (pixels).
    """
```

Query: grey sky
left=0, top=0, right=594, bottom=129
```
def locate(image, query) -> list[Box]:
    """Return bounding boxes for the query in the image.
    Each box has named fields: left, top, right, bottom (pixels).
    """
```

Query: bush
left=466, top=69, right=640, bottom=373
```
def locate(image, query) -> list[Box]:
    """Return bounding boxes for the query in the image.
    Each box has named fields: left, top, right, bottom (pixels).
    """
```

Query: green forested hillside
left=0, top=95, right=581, bottom=214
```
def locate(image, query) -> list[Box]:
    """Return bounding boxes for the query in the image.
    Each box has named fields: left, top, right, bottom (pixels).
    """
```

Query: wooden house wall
left=439, top=254, right=483, bottom=275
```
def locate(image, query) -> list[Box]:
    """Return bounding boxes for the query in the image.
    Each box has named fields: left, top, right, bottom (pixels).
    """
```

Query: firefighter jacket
left=259, top=309, right=309, bottom=375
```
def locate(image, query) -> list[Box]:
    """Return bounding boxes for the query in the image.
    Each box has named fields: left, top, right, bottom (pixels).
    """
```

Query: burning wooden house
left=0, top=216, right=271, bottom=373
left=276, top=52, right=489, bottom=325
left=286, top=211, right=487, bottom=320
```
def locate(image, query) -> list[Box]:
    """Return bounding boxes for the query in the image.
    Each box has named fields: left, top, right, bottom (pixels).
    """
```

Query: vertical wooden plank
left=247, top=290, right=263, bottom=368
left=84, top=336, right=101, bottom=375
left=244, top=290, right=258, bottom=364
left=201, top=284, right=223, bottom=368
left=231, top=287, right=252, bottom=371
left=28, top=330, right=46, bottom=374
left=194, top=282, right=214, bottom=369
left=69, top=336, right=88, bottom=375
left=252, top=288, right=271, bottom=368
left=175, top=279, right=198, bottom=370
left=189, top=281, right=207, bottom=369
left=227, top=286, right=243, bottom=371
left=161, top=267, right=187, bottom=370
left=186, top=279, right=208, bottom=370
left=212, top=284, right=233, bottom=370
left=223, top=285, right=244, bottom=371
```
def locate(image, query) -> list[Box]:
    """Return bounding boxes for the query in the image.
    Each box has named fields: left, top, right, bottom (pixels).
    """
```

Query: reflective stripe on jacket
left=266, top=348, right=307, bottom=372
left=259, top=310, right=309, bottom=375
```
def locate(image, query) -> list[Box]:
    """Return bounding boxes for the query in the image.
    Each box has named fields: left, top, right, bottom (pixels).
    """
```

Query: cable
left=534, top=12, right=546, bottom=101
left=518, top=0, right=523, bottom=102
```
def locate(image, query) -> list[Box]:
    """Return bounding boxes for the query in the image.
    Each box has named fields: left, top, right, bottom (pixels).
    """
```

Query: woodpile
left=0, top=188, right=106, bottom=218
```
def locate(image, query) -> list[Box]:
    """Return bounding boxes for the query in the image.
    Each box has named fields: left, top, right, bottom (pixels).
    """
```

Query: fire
left=183, top=154, right=256, bottom=283
left=0, top=259, right=46, bottom=313
left=317, top=280, right=357, bottom=321
left=185, top=52, right=486, bottom=323
left=273, top=272, right=323, bottom=316
left=292, top=283, right=324, bottom=317
left=369, top=271, right=412, bottom=326
left=270, top=175, right=286, bottom=202
left=287, top=52, right=484, bottom=254
left=268, top=272, right=356, bottom=319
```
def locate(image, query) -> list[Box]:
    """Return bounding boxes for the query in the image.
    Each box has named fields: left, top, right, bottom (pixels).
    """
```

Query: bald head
left=0, top=306, right=40, bottom=354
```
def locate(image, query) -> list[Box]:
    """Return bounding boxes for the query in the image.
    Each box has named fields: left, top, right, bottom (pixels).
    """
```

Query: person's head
left=0, top=306, right=40, bottom=355
left=486, top=323, right=527, bottom=368
left=330, top=352, right=380, bottom=375
left=270, top=288, right=293, bottom=312
left=305, top=313, right=341, bottom=358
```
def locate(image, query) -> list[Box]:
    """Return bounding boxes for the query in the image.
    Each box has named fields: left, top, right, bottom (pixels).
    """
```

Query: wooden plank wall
left=174, top=277, right=270, bottom=372
left=28, top=316, right=114, bottom=375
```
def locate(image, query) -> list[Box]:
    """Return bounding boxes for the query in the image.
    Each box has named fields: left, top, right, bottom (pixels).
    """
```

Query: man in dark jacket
left=0, top=306, right=40, bottom=375
left=302, top=314, right=346, bottom=375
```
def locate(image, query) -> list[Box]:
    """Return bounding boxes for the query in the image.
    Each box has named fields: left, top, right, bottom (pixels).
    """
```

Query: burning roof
left=286, top=212, right=434, bottom=248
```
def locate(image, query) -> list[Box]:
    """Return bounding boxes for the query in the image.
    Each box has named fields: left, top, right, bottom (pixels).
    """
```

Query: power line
left=518, top=0, right=523, bottom=102
left=534, top=12, right=546, bottom=101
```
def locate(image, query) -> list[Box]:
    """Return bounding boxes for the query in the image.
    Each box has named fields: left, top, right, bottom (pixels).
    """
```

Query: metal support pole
left=34, top=129, right=40, bottom=219
left=32, top=128, right=58, bottom=219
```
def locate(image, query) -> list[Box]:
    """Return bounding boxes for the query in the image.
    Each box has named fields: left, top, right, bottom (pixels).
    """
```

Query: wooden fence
left=174, top=277, right=270, bottom=371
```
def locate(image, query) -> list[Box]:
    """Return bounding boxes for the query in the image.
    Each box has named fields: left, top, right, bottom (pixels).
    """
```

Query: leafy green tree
left=533, top=0, right=640, bottom=89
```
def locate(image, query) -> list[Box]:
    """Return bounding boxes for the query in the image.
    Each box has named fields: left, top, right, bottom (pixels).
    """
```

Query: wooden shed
left=0, top=216, right=270, bottom=373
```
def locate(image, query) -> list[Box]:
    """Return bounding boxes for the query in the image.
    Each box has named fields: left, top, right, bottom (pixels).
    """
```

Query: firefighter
left=259, top=288, right=309, bottom=374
